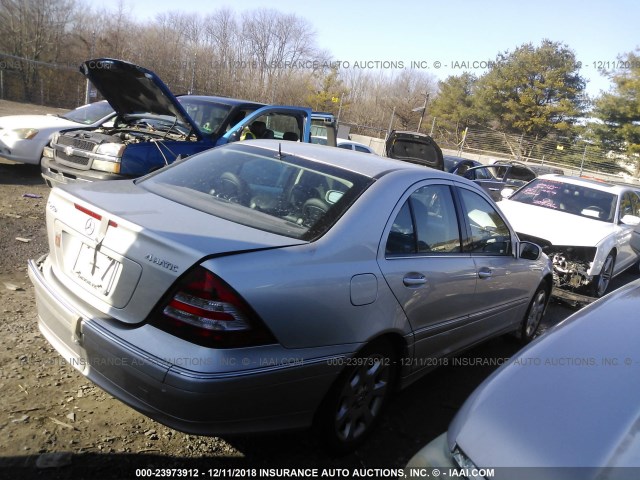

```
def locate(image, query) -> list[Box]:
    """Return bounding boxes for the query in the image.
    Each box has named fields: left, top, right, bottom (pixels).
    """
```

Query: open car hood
left=80, top=58, right=200, bottom=134
left=498, top=199, right=613, bottom=247
left=385, top=130, right=444, bottom=170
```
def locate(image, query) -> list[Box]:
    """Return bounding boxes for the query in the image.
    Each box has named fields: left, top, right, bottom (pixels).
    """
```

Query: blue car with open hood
left=41, top=58, right=333, bottom=187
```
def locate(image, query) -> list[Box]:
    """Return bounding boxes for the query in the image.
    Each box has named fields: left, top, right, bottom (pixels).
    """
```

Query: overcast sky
left=101, top=0, right=639, bottom=97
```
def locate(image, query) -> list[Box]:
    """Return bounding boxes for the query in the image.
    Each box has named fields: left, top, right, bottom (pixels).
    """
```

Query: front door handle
left=478, top=267, right=492, bottom=279
left=403, top=273, right=427, bottom=287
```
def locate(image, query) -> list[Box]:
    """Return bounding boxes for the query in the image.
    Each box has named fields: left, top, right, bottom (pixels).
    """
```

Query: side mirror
left=500, top=188, right=515, bottom=199
left=620, top=214, right=640, bottom=226
left=519, top=241, right=541, bottom=261
left=226, top=130, right=241, bottom=143
left=325, top=190, right=344, bottom=204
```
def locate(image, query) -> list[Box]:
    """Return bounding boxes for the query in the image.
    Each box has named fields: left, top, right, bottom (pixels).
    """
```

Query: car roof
left=337, top=140, right=371, bottom=147
left=537, top=174, right=639, bottom=194
left=246, top=139, right=454, bottom=179
left=470, top=162, right=533, bottom=171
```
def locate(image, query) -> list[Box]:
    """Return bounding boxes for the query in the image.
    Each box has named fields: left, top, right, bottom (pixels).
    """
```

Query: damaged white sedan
left=498, top=175, right=640, bottom=297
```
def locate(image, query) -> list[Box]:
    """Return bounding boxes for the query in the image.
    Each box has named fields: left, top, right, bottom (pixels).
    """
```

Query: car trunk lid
left=385, top=130, right=444, bottom=170
left=45, top=181, right=305, bottom=324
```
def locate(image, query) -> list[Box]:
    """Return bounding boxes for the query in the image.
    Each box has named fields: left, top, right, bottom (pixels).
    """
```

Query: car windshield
left=509, top=178, right=617, bottom=223
left=138, top=143, right=373, bottom=240
left=60, top=101, right=114, bottom=124
left=177, top=98, right=231, bottom=135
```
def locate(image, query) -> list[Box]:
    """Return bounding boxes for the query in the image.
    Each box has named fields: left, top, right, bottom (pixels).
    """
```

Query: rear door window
left=386, top=185, right=461, bottom=256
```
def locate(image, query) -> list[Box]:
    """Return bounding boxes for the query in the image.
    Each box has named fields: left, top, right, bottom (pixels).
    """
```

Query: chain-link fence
left=428, top=121, right=639, bottom=184
left=0, top=53, right=89, bottom=108
left=339, top=118, right=639, bottom=185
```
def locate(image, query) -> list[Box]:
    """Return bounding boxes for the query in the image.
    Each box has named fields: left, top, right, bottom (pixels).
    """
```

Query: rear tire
left=519, top=284, right=548, bottom=343
left=316, top=340, right=397, bottom=454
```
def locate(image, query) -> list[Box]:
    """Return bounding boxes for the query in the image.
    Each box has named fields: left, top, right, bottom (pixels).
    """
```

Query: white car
left=0, top=101, right=114, bottom=165
left=498, top=175, right=640, bottom=297
left=337, top=140, right=377, bottom=154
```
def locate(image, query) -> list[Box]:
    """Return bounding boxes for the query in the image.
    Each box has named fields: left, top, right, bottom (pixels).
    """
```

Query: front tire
left=590, top=252, right=615, bottom=298
left=316, top=340, right=397, bottom=454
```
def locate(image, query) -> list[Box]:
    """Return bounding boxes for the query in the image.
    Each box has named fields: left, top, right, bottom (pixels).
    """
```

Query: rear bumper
left=28, top=257, right=341, bottom=435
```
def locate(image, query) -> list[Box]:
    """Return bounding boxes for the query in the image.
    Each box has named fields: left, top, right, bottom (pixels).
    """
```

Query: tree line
left=0, top=0, right=638, bottom=170
left=429, top=41, right=640, bottom=173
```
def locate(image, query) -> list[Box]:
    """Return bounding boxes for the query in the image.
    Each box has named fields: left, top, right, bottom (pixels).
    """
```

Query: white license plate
left=73, top=243, right=119, bottom=296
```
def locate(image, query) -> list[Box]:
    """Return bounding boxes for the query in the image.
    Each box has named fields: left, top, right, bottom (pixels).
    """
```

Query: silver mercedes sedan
left=28, top=140, right=552, bottom=452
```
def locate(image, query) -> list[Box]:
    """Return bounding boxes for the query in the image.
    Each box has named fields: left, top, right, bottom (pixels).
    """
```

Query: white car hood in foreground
left=498, top=199, right=613, bottom=247
left=448, top=279, right=640, bottom=468
left=0, top=114, right=80, bottom=130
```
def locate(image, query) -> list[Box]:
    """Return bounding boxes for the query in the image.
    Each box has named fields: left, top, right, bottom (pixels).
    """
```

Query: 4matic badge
left=145, top=254, right=179, bottom=272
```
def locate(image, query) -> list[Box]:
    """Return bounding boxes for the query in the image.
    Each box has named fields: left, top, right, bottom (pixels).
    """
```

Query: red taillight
left=74, top=203, right=118, bottom=227
left=150, top=266, right=275, bottom=348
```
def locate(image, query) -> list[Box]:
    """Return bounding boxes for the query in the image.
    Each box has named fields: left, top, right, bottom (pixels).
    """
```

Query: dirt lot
left=0, top=100, right=626, bottom=480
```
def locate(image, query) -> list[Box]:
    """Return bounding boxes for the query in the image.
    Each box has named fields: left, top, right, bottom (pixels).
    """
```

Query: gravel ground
left=0, top=99, right=624, bottom=480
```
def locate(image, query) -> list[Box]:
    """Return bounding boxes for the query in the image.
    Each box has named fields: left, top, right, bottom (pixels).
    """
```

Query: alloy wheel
left=596, top=254, right=614, bottom=297
left=524, top=288, right=547, bottom=339
left=334, top=354, right=391, bottom=443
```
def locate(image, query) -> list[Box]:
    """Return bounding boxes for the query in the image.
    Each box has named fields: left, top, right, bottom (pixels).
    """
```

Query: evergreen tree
left=475, top=39, right=587, bottom=139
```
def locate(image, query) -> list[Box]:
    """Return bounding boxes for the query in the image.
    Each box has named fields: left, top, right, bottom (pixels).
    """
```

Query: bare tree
left=0, top=0, right=435, bottom=129
left=241, top=9, right=321, bottom=102
left=384, top=69, right=437, bottom=130
left=202, top=8, right=241, bottom=96
left=0, top=0, right=77, bottom=102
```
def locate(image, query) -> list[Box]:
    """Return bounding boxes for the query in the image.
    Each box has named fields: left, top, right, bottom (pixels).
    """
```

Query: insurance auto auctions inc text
left=208, top=59, right=498, bottom=70
left=200, top=468, right=495, bottom=478
left=211, top=468, right=403, bottom=478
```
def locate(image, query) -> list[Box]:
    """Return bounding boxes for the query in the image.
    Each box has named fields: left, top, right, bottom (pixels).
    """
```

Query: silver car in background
left=29, top=140, right=551, bottom=452
left=406, top=278, right=640, bottom=479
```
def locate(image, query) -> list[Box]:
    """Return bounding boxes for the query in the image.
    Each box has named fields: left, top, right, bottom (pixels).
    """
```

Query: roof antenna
left=277, top=142, right=283, bottom=159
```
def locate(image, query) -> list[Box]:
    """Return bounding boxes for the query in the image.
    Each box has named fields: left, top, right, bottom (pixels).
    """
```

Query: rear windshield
left=138, top=143, right=373, bottom=240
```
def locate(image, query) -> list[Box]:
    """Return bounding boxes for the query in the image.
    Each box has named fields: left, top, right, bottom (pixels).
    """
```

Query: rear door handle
left=403, top=273, right=427, bottom=287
